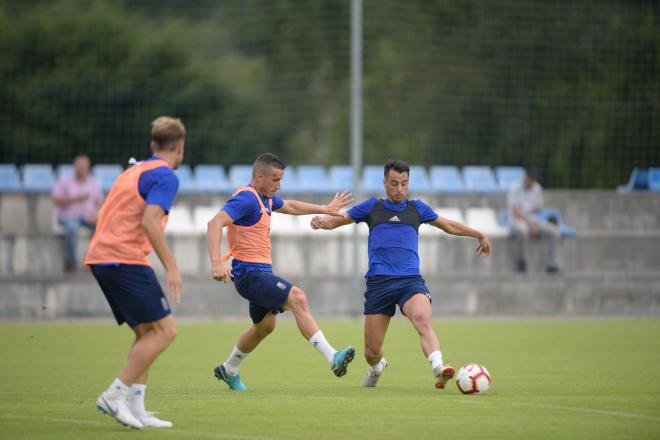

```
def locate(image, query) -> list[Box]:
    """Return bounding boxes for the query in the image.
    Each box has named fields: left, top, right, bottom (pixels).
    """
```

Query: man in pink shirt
left=52, top=154, right=104, bottom=271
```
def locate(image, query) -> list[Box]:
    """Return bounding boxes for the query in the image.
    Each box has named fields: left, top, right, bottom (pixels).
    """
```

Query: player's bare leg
left=284, top=286, right=355, bottom=377
left=118, top=316, right=177, bottom=385
left=214, top=313, right=276, bottom=391
left=122, top=324, right=173, bottom=428
left=363, top=314, right=390, bottom=387
left=402, top=294, right=455, bottom=389
left=97, top=316, right=176, bottom=429
left=283, top=286, right=320, bottom=339
left=237, top=312, right=277, bottom=353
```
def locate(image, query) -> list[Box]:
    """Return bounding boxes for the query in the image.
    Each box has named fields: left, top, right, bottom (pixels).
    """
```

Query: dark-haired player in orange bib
left=206, top=153, right=356, bottom=390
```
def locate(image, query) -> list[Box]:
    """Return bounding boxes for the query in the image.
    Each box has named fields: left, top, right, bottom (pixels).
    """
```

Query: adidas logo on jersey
left=389, top=216, right=401, bottom=222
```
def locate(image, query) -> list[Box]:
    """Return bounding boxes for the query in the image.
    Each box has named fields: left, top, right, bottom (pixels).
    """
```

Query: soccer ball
left=456, top=363, right=492, bottom=394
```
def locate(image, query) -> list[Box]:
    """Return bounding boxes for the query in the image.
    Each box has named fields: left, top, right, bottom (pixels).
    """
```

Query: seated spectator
left=52, top=154, right=104, bottom=271
left=507, top=168, right=561, bottom=273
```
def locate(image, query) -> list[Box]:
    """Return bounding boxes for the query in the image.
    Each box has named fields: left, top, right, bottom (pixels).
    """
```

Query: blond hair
left=151, top=116, right=186, bottom=151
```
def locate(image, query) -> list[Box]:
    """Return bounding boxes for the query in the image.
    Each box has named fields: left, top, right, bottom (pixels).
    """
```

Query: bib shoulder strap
left=234, top=186, right=268, bottom=212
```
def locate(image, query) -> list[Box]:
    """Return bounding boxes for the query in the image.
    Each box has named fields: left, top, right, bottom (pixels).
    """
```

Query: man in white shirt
left=507, top=169, right=560, bottom=273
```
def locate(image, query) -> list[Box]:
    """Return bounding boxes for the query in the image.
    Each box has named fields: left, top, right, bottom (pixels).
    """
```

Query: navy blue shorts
left=233, top=270, right=293, bottom=324
left=364, top=275, right=431, bottom=316
left=91, top=264, right=171, bottom=328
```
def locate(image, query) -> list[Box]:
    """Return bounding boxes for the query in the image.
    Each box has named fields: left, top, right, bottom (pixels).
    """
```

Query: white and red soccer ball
left=456, top=363, right=492, bottom=394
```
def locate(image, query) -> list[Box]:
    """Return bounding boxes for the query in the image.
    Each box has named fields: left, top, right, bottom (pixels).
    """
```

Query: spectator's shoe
left=213, top=364, right=247, bottom=391
left=363, top=357, right=387, bottom=387
left=546, top=265, right=560, bottom=274
left=96, top=392, right=143, bottom=429
left=516, top=259, right=527, bottom=273
left=332, top=346, right=355, bottom=377
left=433, top=365, right=456, bottom=389
left=137, top=412, right=173, bottom=428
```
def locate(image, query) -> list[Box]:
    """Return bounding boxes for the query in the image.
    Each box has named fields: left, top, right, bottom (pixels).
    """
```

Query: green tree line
left=1, top=0, right=658, bottom=188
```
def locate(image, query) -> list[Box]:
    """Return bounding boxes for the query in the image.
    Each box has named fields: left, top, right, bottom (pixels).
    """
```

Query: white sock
left=105, top=378, right=130, bottom=399
left=223, top=346, right=248, bottom=375
left=128, top=383, right=147, bottom=417
left=309, top=330, right=337, bottom=364
left=428, top=351, right=444, bottom=373
left=369, top=357, right=386, bottom=375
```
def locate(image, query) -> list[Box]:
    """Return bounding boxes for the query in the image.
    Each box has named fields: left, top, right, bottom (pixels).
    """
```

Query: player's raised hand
left=211, top=259, right=231, bottom=283
left=166, top=267, right=182, bottom=304
left=326, top=191, right=354, bottom=216
left=476, top=235, right=492, bottom=257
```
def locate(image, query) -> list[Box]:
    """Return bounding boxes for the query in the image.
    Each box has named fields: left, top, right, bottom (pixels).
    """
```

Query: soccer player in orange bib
left=206, top=153, right=355, bottom=390
left=85, top=117, right=185, bottom=429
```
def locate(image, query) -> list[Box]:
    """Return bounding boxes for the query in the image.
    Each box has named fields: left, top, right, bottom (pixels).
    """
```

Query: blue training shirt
left=348, top=198, right=437, bottom=277
left=138, top=156, right=179, bottom=214
left=221, top=187, right=284, bottom=277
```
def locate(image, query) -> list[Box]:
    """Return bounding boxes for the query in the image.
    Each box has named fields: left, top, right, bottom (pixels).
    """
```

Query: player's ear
left=253, top=169, right=262, bottom=182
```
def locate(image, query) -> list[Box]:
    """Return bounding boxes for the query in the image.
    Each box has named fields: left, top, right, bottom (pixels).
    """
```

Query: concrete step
left=2, top=272, right=658, bottom=319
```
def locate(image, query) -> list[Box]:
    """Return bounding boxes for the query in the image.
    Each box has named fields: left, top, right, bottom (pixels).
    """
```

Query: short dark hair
left=384, top=158, right=409, bottom=176
left=253, top=153, right=286, bottom=174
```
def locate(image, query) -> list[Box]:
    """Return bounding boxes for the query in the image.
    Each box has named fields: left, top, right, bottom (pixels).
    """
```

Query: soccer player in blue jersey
left=311, top=159, right=492, bottom=389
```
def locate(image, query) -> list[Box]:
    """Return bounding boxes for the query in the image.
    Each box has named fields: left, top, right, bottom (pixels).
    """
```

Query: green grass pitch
left=1, top=318, right=659, bottom=439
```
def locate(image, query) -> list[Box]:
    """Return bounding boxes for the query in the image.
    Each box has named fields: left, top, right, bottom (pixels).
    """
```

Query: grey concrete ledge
left=2, top=271, right=659, bottom=320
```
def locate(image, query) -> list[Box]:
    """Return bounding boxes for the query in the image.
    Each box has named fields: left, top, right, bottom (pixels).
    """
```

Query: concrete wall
left=2, top=272, right=658, bottom=319
left=1, top=190, right=660, bottom=318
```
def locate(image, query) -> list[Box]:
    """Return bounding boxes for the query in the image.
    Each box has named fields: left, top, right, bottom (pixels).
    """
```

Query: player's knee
left=163, top=325, right=177, bottom=344
left=288, top=287, right=309, bottom=312
left=411, top=313, right=433, bottom=332
left=154, top=321, right=177, bottom=345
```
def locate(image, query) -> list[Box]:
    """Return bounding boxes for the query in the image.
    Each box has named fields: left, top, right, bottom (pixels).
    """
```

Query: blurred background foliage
left=1, top=0, right=658, bottom=187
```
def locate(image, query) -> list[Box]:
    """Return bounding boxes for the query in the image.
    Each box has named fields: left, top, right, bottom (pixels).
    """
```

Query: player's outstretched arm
left=310, top=212, right=354, bottom=230
left=276, top=191, right=353, bottom=216
left=142, top=204, right=182, bottom=304
left=430, top=216, right=492, bottom=256
left=206, top=211, right=233, bottom=283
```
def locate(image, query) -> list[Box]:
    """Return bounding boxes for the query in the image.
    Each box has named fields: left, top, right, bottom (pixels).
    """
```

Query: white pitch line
left=507, top=401, right=660, bottom=423
left=0, top=413, right=277, bottom=440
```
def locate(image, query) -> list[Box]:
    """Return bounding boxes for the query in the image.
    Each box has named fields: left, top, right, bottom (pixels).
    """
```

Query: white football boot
left=362, top=357, right=387, bottom=387
left=137, top=411, right=173, bottom=428
left=96, top=392, right=143, bottom=429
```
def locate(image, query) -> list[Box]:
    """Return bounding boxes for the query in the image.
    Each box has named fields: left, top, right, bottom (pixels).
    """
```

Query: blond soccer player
left=86, top=117, right=186, bottom=429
